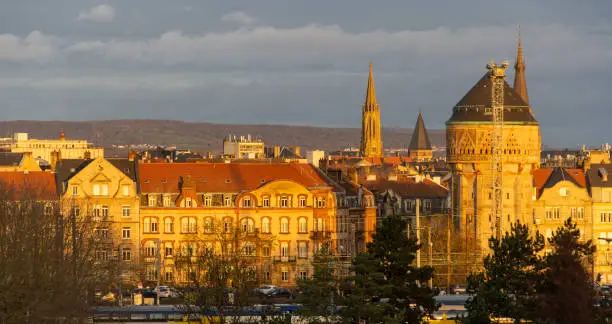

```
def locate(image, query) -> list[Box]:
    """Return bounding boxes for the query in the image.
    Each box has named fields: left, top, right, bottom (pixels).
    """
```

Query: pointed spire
left=513, top=25, right=529, bottom=105
left=409, top=112, right=432, bottom=151
left=365, top=61, right=377, bottom=108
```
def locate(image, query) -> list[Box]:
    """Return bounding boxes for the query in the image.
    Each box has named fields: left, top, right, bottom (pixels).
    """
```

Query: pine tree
left=538, top=218, right=596, bottom=324
left=340, top=215, right=437, bottom=323
left=464, top=220, right=546, bottom=324
left=296, top=242, right=340, bottom=323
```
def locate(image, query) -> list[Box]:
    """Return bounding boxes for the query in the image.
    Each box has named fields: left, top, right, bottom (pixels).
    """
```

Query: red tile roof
left=0, top=171, right=58, bottom=200
left=139, top=162, right=334, bottom=193
left=533, top=168, right=586, bottom=198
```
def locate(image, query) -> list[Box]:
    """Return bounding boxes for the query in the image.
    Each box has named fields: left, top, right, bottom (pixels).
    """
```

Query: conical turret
left=408, top=112, right=433, bottom=161
left=513, top=27, right=529, bottom=105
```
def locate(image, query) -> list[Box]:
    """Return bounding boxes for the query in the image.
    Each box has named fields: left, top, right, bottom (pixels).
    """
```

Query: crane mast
left=487, top=61, right=508, bottom=239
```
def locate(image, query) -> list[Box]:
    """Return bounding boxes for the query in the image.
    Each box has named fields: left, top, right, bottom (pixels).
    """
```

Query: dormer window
left=148, top=195, right=157, bottom=207
left=262, top=196, right=270, bottom=207
left=163, top=195, right=171, bottom=207
left=299, top=196, right=306, bottom=208
left=243, top=197, right=252, bottom=208
left=224, top=196, right=232, bottom=207
left=92, top=183, right=109, bottom=196
left=280, top=196, right=289, bottom=208
left=204, top=195, right=212, bottom=207
left=185, top=197, right=192, bottom=208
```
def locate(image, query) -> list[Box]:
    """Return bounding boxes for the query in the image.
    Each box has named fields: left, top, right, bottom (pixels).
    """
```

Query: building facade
left=222, top=135, right=265, bottom=159
left=360, top=62, right=383, bottom=158
left=586, top=163, right=612, bottom=283
left=0, top=132, right=104, bottom=163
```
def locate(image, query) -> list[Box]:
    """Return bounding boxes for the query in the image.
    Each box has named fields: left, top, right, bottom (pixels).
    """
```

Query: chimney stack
left=128, top=151, right=136, bottom=161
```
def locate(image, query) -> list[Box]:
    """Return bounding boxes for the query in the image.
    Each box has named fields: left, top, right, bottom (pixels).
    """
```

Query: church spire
left=360, top=61, right=383, bottom=158
left=513, top=26, right=529, bottom=105
left=408, top=112, right=433, bottom=161
left=365, top=61, right=377, bottom=107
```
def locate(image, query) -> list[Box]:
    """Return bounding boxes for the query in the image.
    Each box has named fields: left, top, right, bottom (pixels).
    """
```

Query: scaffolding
left=487, top=61, right=508, bottom=239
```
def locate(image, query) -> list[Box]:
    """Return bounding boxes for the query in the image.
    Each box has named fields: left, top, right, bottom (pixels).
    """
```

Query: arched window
left=204, top=218, right=214, bottom=233
left=144, top=241, right=157, bottom=257
left=164, top=218, right=173, bottom=233
left=188, top=217, right=197, bottom=233
left=241, top=218, right=254, bottom=233
left=262, top=217, right=271, bottom=234
left=181, top=218, right=189, bottom=233
left=151, top=218, right=158, bottom=233
left=298, top=217, right=308, bottom=233
left=223, top=218, right=233, bottom=233
left=280, top=217, right=289, bottom=234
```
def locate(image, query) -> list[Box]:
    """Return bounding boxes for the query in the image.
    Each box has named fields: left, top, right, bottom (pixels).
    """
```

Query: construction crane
left=487, top=61, right=508, bottom=239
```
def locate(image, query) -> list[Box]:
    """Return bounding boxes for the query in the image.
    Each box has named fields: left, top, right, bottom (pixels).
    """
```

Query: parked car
left=265, top=287, right=293, bottom=299
left=453, top=285, right=467, bottom=295
left=255, top=285, right=277, bottom=295
left=153, top=286, right=182, bottom=298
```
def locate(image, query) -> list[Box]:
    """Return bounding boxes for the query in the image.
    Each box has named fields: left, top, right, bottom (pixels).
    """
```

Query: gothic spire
left=365, top=61, right=377, bottom=108
left=513, top=26, right=529, bottom=105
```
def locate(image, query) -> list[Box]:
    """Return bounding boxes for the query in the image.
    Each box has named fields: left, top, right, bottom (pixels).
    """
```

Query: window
left=264, top=271, right=271, bottom=281
left=224, top=218, right=232, bottom=233
left=280, top=196, right=288, bottom=208
left=224, top=196, right=232, bottom=207
left=71, top=206, right=81, bottom=217
left=316, top=218, right=325, bottom=231
left=298, top=242, right=308, bottom=258
left=423, top=199, right=432, bottom=212
left=545, top=207, right=560, bottom=220
left=280, top=217, right=289, bottom=233
left=185, top=198, right=192, bottom=208
left=96, top=250, right=109, bottom=261
left=298, top=218, right=308, bottom=233
left=101, top=205, right=108, bottom=218
left=299, top=271, right=308, bottom=280
left=144, top=217, right=158, bottom=233
left=93, top=183, right=109, bottom=196
left=151, top=218, right=158, bottom=233
left=570, top=207, right=577, bottom=218
left=165, top=271, right=174, bottom=282
left=163, top=195, right=171, bottom=207
left=299, top=196, right=306, bottom=207
left=122, top=185, right=129, bottom=196
left=263, top=196, right=270, bottom=207
left=204, top=218, right=213, bottom=233
left=122, top=227, right=131, bottom=239
left=242, top=243, right=256, bottom=256
left=281, top=242, right=289, bottom=257
left=181, top=218, right=189, bottom=233
left=602, top=213, right=612, bottom=223
left=122, top=248, right=131, bottom=261
left=122, top=206, right=131, bottom=217
left=189, top=217, right=197, bottom=233
left=144, top=241, right=157, bottom=257
left=241, top=218, right=254, bottom=233
left=262, top=246, right=271, bottom=257
left=281, top=270, right=289, bottom=282
left=165, top=242, right=173, bottom=257
left=95, top=228, right=108, bottom=238
left=560, top=188, right=568, bottom=197
left=577, top=207, right=584, bottom=219
left=71, top=185, right=78, bottom=196
left=316, top=197, right=326, bottom=208
left=148, top=195, right=157, bottom=207
left=506, top=192, right=510, bottom=200
left=93, top=184, right=100, bottom=196
left=242, top=197, right=251, bottom=208
left=145, top=266, right=158, bottom=281
left=204, top=195, right=211, bottom=207
left=165, top=218, right=174, bottom=233
left=262, top=218, right=271, bottom=233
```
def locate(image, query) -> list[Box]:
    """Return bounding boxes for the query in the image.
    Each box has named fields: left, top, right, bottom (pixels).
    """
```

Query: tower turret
left=360, top=62, right=383, bottom=158
left=408, top=112, right=433, bottom=162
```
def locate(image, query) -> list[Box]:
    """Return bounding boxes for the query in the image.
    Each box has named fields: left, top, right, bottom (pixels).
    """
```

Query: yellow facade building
left=137, top=162, right=376, bottom=286
left=56, top=156, right=140, bottom=279
left=1, top=132, right=104, bottom=164
left=0, top=152, right=42, bottom=172
left=586, top=163, right=612, bottom=283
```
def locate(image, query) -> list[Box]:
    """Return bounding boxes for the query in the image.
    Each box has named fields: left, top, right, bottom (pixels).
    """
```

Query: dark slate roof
left=107, top=158, right=138, bottom=182
left=542, top=167, right=584, bottom=190
left=278, top=147, right=303, bottom=159
left=447, top=73, right=537, bottom=124
left=586, top=164, right=612, bottom=188
left=54, top=159, right=92, bottom=194
left=408, top=113, right=432, bottom=150
left=0, top=152, right=24, bottom=166
left=363, top=179, right=448, bottom=199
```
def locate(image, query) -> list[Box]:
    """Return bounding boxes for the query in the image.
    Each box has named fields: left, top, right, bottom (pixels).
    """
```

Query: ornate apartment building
left=446, top=38, right=541, bottom=250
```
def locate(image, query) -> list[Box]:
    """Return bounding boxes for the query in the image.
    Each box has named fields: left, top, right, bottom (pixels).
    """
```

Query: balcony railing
left=310, top=230, right=332, bottom=240
left=273, top=255, right=297, bottom=263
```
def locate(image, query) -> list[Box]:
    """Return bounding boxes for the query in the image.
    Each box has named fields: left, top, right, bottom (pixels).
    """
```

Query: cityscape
left=1, top=1, right=612, bottom=323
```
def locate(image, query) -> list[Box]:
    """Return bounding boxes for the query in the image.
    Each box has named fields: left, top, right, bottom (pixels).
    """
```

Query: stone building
left=446, top=38, right=541, bottom=251
left=360, top=62, right=383, bottom=158
left=0, top=132, right=103, bottom=163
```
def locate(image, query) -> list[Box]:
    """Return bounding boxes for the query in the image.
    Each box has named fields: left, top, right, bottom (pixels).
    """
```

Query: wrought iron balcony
left=310, top=230, right=331, bottom=240
left=272, top=255, right=297, bottom=263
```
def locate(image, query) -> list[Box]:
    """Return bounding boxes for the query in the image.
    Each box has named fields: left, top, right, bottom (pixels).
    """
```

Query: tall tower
left=360, top=62, right=383, bottom=158
left=446, top=62, right=540, bottom=252
left=408, top=112, right=433, bottom=162
left=513, top=28, right=529, bottom=105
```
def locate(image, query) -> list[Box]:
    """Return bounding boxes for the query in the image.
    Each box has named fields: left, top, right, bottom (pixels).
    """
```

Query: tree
left=464, top=220, right=546, bottom=324
left=538, top=218, right=596, bottom=324
left=0, top=182, right=117, bottom=323
left=340, top=215, right=438, bottom=323
left=296, top=242, right=340, bottom=323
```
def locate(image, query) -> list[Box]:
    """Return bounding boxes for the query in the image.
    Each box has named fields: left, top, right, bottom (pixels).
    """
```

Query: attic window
left=144, top=179, right=150, bottom=184
left=162, top=179, right=167, bottom=183
left=225, top=179, right=231, bottom=183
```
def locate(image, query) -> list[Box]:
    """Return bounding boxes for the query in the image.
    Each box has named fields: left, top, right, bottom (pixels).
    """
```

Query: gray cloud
left=77, top=4, right=115, bottom=23
left=220, top=11, right=257, bottom=25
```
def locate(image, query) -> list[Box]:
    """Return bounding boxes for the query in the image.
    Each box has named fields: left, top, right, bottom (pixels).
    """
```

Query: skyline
left=0, top=1, right=611, bottom=147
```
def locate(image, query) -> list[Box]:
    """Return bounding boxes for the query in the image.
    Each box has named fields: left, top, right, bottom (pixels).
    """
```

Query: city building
left=446, top=36, right=541, bottom=252
left=408, top=112, right=433, bottom=162
left=0, top=132, right=104, bottom=163
left=223, top=134, right=265, bottom=159
left=360, top=62, right=383, bottom=158
left=55, top=156, right=140, bottom=280
left=0, top=152, right=42, bottom=172
left=586, top=163, right=612, bottom=283
left=307, top=150, right=325, bottom=168
left=136, top=162, right=375, bottom=286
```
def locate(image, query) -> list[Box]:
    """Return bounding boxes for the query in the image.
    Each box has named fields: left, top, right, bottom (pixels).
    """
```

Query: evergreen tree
left=341, top=215, right=437, bottom=323
left=538, top=218, right=596, bottom=324
left=464, top=220, right=546, bottom=324
left=296, top=242, right=340, bottom=323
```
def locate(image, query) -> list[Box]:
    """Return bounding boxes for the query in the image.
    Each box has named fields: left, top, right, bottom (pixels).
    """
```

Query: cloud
left=0, top=31, right=58, bottom=62
left=220, top=11, right=257, bottom=25
left=77, top=4, right=115, bottom=22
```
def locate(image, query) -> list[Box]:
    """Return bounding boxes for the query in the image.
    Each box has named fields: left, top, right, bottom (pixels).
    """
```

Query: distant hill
left=0, top=120, right=445, bottom=155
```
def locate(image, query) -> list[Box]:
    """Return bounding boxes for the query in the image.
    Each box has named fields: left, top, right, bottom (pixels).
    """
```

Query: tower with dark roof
left=513, top=28, right=529, bottom=105
left=408, top=112, right=433, bottom=162
left=360, top=62, right=383, bottom=158
left=446, top=60, right=541, bottom=254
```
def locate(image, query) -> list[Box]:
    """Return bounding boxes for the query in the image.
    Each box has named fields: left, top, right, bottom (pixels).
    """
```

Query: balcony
left=310, top=230, right=332, bottom=240
left=273, top=256, right=297, bottom=263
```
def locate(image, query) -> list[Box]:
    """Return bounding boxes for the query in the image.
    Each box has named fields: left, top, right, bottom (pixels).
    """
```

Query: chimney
left=59, top=130, right=66, bottom=141
left=50, top=151, right=59, bottom=171
left=128, top=151, right=136, bottom=161
left=294, top=146, right=301, bottom=157
left=84, top=151, right=91, bottom=160
left=273, top=145, right=281, bottom=158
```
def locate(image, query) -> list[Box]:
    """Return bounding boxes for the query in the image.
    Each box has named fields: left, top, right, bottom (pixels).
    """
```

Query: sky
left=0, top=1, right=611, bottom=148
